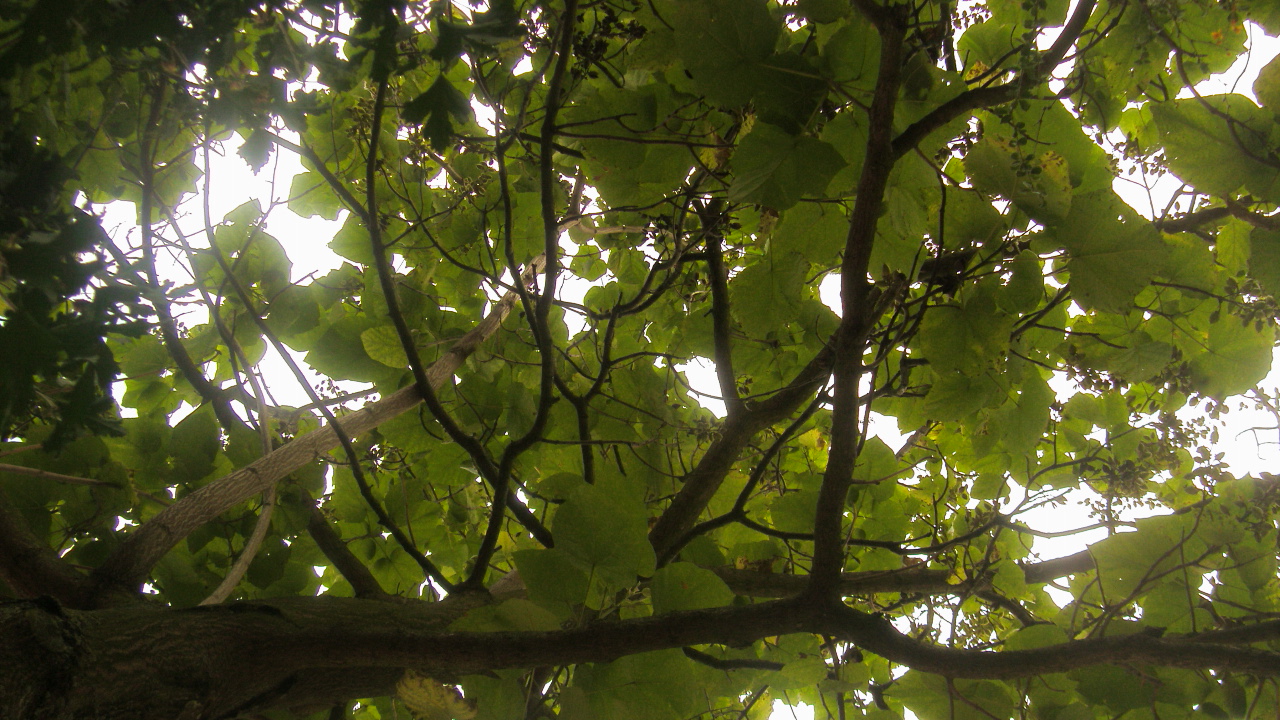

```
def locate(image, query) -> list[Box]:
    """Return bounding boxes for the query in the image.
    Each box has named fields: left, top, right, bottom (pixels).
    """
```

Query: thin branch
left=0, top=464, right=120, bottom=488
left=464, top=0, right=581, bottom=590
left=699, top=199, right=744, bottom=417
left=305, top=491, right=389, bottom=599
left=357, top=73, right=455, bottom=592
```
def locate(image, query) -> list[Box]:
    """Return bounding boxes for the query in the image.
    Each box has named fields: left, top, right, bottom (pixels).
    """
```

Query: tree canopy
left=7, top=0, right=1280, bottom=718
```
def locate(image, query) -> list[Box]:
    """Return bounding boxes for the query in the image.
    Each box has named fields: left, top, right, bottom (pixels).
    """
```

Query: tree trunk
left=0, top=595, right=483, bottom=720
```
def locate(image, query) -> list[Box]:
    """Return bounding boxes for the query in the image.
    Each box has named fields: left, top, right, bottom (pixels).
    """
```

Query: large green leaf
left=553, top=481, right=656, bottom=588
left=1186, top=315, right=1275, bottom=398
left=669, top=0, right=778, bottom=106
left=728, top=123, right=846, bottom=210
left=917, top=293, right=1014, bottom=375
left=1050, top=191, right=1163, bottom=312
left=649, top=562, right=734, bottom=614
left=892, top=673, right=1018, bottom=720
left=728, top=252, right=808, bottom=336
left=1150, top=95, right=1280, bottom=201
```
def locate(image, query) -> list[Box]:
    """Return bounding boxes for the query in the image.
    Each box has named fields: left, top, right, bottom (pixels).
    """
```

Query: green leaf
left=573, top=650, right=710, bottom=720
left=649, top=562, right=734, bottom=614
left=1250, top=227, right=1280, bottom=298
left=1000, top=251, right=1044, bottom=313
left=797, top=0, right=848, bottom=23
left=1004, top=623, right=1068, bottom=651
left=513, top=548, right=590, bottom=605
left=1052, top=191, right=1162, bottom=312
left=329, top=213, right=375, bottom=265
left=821, top=16, right=879, bottom=87
left=942, top=189, right=1003, bottom=247
left=1151, top=96, right=1280, bottom=201
left=924, top=372, right=1002, bottom=421
left=305, top=317, right=401, bottom=383
left=287, top=171, right=344, bottom=221
left=1073, top=663, right=1153, bottom=711
left=553, top=482, right=656, bottom=588
left=1257, top=53, right=1280, bottom=110
left=1089, top=514, right=1201, bottom=598
left=998, top=371, right=1052, bottom=455
left=917, top=293, right=1013, bottom=375
left=769, top=489, right=819, bottom=532
left=670, top=0, right=778, bottom=106
left=966, top=136, right=1072, bottom=222
left=236, top=128, right=272, bottom=173
left=404, top=75, right=473, bottom=151
left=451, top=598, right=561, bottom=632
left=360, top=325, right=409, bottom=368
left=773, top=202, right=848, bottom=259
left=729, top=253, right=807, bottom=336
left=892, top=673, right=1017, bottom=720
left=1217, top=217, right=1251, bottom=276
left=1187, top=316, right=1274, bottom=398
left=170, top=404, right=220, bottom=483
left=852, top=437, right=900, bottom=483
left=728, top=123, right=847, bottom=210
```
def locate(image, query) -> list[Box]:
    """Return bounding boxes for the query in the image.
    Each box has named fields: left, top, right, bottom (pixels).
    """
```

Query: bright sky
left=89, top=15, right=1280, bottom=720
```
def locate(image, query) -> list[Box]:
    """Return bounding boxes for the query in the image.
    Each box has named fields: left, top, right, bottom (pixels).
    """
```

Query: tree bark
left=7, top=573, right=1280, bottom=720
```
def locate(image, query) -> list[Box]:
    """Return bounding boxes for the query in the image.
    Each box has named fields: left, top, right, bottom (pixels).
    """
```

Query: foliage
left=6, top=0, right=1280, bottom=719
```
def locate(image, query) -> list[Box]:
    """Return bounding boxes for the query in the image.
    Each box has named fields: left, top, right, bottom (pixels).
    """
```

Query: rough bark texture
left=7, top=558, right=1280, bottom=720
left=3, top=556, right=1092, bottom=719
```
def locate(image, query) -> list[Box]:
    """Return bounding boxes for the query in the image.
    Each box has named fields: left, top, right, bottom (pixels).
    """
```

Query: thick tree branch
left=698, top=199, right=744, bottom=417
left=20, top=588, right=1280, bottom=719
left=810, top=10, right=906, bottom=596
left=305, top=495, right=388, bottom=599
left=647, top=343, right=835, bottom=559
left=0, top=492, right=93, bottom=604
left=1152, top=206, right=1230, bottom=233
left=659, top=394, right=826, bottom=566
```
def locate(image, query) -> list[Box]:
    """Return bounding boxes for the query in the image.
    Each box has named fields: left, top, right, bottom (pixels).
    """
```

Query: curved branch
left=199, top=489, right=275, bottom=606
left=0, top=491, right=94, bottom=604
left=305, top=494, right=388, bottom=599
left=890, top=0, right=1098, bottom=159
left=90, top=258, right=544, bottom=600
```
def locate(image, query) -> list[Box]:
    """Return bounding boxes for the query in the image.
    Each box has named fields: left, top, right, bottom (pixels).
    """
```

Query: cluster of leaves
left=8, top=0, right=1280, bottom=719
left=0, top=2, right=160, bottom=447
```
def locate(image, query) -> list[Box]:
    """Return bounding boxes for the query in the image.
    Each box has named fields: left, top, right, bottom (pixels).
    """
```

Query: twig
left=0, top=464, right=120, bottom=488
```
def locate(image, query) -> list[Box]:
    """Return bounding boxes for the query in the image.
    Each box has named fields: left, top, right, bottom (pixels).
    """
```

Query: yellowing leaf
left=397, top=670, right=477, bottom=720
left=361, top=325, right=410, bottom=368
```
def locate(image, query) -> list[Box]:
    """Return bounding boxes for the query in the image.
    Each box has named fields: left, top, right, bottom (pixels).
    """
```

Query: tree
left=6, top=0, right=1280, bottom=717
